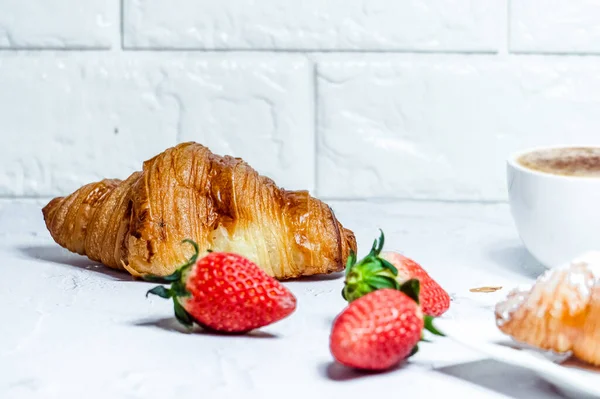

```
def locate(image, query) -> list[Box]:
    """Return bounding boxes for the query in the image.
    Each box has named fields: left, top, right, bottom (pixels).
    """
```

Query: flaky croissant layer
left=495, top=254, right=600, bottom=365
left=43, top=142, right=357, bottom=280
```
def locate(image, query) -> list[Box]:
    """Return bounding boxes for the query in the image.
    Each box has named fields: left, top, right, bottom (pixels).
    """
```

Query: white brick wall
left=1, top=1, right=600, bottom=202
left=123, top=0, right=502, bottom=51
left=511, top=1, right=600, bottom=54
left=317, top=55, right=600, bottom=201
left=0, top=54, right=311, bottom=196
left=0, top=1, right=114, bottom=48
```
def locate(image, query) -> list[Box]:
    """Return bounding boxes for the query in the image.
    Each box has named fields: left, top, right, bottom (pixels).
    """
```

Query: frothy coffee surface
left=518, top=147, right=600, bottom=177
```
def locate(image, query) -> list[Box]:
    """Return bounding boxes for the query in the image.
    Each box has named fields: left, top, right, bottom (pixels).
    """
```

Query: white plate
left=434, top=318, right=600, bottom=399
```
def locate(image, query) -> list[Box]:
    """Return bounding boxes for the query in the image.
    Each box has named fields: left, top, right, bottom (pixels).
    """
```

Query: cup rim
left=507, top=144, right=600, bottom=180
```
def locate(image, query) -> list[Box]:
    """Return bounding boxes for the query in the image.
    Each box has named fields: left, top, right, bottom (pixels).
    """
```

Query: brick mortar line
left=0, top=48, right=498, bottom=54
left=119, top=0, right=125, bottom=51
left=120, top=48, right=500, bottom=54
left=1, top=48, right=600, bottom=58
left=0, top=47, right=111, bottom=51
left=502, top=0, right=511, bottom=56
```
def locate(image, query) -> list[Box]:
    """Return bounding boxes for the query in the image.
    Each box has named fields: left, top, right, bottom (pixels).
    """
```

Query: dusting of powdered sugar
left=536, top=266, right=563, bottom=292
left=567, top=264, right=594, bottom=299
left=495, top=254, right=600, bottom=326
left=571, top=250, right=600, bottom=282
left=495, top=284, right=531, bottom=327
left=547, top=263, right=592, bottom=300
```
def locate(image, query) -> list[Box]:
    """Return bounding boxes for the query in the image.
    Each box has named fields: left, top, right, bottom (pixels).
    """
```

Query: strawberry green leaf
left=146, top=285, right=172, bottom=299
left=342, top=229, right=405, bottom=302
left=424, top=316, right=445, bottom=337
left=367, top=229, right=386, bottom=258
left=360, top=260, right=387, bottom=274
left=142, top=274, right=164, bottom=283
left=170, top=280, right=191, bottom=298
left=342, top=258, right=397, bottom=302
left=364, top=275, right=400, bottom=290
left=343, top=280, right=378, bottom=302
left=160, top=271, right=183, bottom=282
left=399, top=279, right=420, bottom=304
left=379, top=258, right=398, bottom=275
left=143, top=270, right=182, bottom=283
left=374, top=229, right=385, bottom=254
left=407, top=345, right=419, bottom=358
left=173, top=299, right=194, bottom=328
left=345, top=251, right=357, bottom=276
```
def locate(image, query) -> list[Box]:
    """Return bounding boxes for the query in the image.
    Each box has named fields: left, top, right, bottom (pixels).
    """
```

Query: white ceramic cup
left=507, top=146, right=600, bottom=269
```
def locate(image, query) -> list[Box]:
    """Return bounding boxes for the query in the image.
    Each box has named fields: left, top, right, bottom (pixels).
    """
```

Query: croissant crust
left=42, top=142, right=357, bottom=280
left=495, top=258, right=600, bottom=365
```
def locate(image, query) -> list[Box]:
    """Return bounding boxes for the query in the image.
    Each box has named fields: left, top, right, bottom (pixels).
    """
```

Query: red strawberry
left=330, top=282, right=442, bottom=371
left=145, top=240, right=297, bottom=333
left=380, top=252, right=450, bottom=317
left=342, top=230, right=450, bottom=317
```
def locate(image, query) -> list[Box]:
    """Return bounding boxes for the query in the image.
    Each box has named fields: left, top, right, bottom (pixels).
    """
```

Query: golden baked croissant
left=495, top=253, right=600, bottom=365
left=42, top=142, right=357, bottom=280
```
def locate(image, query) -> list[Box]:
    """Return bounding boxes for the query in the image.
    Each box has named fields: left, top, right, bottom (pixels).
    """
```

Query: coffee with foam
left=518, top=147, right=600, bottom=177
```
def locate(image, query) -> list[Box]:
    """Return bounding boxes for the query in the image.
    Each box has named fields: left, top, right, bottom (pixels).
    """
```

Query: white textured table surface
left=0, top=200, right=566, bottom=399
